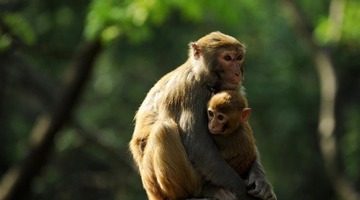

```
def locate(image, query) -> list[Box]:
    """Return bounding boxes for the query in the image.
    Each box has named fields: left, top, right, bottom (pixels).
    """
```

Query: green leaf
left=4, top=13, right=36, bottom=45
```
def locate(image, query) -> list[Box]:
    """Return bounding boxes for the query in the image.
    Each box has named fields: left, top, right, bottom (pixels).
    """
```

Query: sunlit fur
left=129, top=32, right=248, bottom=199
left=208, top=90, right=257, bottom=177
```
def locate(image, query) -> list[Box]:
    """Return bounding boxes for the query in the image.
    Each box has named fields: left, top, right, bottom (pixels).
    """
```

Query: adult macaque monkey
left=129, top=32, right=271, bottom=200
left=207, top=90, right=277, bottom=200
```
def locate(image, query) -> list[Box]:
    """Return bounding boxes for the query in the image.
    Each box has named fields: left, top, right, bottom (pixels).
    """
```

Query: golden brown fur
left=215, top=123, right=256, bottom=178
left=208, top=90, right=257, bottom=178
left=129, top=32, right=250, bottom=200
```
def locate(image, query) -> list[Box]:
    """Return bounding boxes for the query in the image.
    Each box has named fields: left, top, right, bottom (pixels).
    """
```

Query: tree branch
left=281, top=1, right=360, bottom=200
left=2, top=53, right=136, bottom=171
left=71, top=121, right=135, bottom=171
left=0, top=39, right=102, bottom=200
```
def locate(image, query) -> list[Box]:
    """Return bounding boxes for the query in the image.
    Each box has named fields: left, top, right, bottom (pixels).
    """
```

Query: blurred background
left=0, top=0, right=359, bottom=199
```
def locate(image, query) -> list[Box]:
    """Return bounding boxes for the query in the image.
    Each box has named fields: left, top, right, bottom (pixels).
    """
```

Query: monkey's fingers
left=214, top=188, right=237, bottom=200
left=244, top=170, right=258, bottom=187
left=247, top=187, right=262, bottom=198
left=247, top=184, right=276, bottom=200
left=246, top=180, right=266, bottom=197
left=266, top=191, right=277, bottom=200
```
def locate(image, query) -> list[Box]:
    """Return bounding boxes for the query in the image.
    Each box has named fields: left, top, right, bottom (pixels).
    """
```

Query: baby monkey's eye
left=208, top=110, right=214, bottom=117
left=224, top=55, right=232, bottom=61
left=218, top=115, right=224, bottom=120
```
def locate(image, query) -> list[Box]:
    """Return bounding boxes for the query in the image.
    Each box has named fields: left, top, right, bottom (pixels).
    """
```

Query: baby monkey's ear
left=240, top=108, right=252, bottom=123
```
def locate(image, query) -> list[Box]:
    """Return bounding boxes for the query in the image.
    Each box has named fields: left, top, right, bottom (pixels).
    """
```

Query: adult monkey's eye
left=224, top=55, right=231, bottom=61
left=237, top=54, right=243, bottom=60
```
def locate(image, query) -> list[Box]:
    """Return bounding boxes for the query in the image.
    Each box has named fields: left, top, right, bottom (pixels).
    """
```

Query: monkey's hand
left=245, top=152, right=277, bottom=200
left=199, top=185, right=237, bottom=200
left=213, top=188, right=237, bottom=200
left=245, top=170, right=277, bottom=200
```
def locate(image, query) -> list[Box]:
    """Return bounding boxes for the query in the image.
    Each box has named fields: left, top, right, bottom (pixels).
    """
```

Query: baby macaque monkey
left=207, top=90, right=256, bottom=177
left=207, top=90, right=277, bottom=200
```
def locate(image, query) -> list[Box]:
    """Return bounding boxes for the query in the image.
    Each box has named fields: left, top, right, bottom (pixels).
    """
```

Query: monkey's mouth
left=210, top=125, right=227, bottom=135
left=222, top=124, right=228, bottom=133
left=210, top=128, right=223, bottom=135
left=210, top=130, right=221, bottom=135
left=223, top=81, right=241, bottom=90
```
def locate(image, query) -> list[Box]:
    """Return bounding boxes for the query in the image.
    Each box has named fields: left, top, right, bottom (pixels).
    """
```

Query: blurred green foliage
left=1, top=0, right=360, bottom=199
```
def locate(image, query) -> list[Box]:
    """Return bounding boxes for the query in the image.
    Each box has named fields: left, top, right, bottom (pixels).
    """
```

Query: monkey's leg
left=144, top=120, right=201, bottom=199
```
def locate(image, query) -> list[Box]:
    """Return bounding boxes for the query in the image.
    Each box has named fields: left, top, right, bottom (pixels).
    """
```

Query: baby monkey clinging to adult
left=207, top=90, right=277, bottom=200
left=207, top=90, right=256, bottom=177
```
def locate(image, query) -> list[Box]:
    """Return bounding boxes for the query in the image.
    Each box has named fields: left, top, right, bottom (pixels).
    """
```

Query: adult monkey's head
left=189, top=31, right=246, bottom=91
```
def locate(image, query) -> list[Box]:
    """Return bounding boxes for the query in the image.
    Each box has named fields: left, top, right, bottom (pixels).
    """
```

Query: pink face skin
left=207, top=107, right=252, bottom=135
left=207, top=108, right=228, bottom=135
left=217, top=50, right=244, bottom=90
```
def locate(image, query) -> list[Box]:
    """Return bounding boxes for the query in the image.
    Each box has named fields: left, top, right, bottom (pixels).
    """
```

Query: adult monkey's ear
left=190, top=42, right=201, bottom=59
